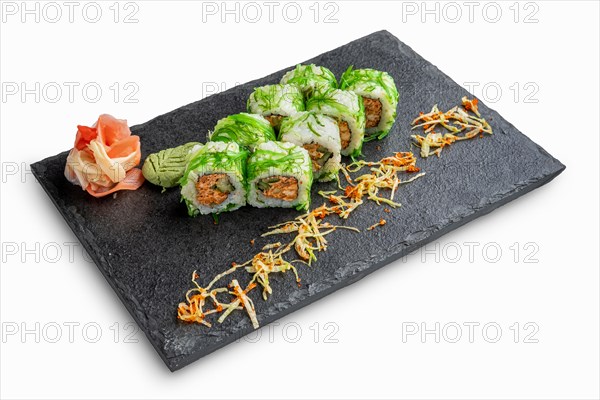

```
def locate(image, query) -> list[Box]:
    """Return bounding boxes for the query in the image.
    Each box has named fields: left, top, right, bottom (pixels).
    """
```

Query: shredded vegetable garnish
left=318, top=152, right=424, bottom=219
left=261, top=242, right=282, bottom=251
left=218, top=280, right=259, bottom=329
left=367, top=219, right=387, bottom=231
left=247, top=249, right=300, bottom=300
left=263, top=206, right=359, bottom=263
left=176, top=271, right=229, bottom=327
left=411, top=98, right=492, bottom=158
left=177, top=206, right=359, bottom=327
left=411, top=132, right=457, bottom=158
left=177, top=151, right=424, bottom=329
left=461, top=96, right=480, bottom=117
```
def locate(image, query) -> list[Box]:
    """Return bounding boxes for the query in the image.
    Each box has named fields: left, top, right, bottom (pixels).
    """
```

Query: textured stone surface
left=31, top=31, right=565, bottom=371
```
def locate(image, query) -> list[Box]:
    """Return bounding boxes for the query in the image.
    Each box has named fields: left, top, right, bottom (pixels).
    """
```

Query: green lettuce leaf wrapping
left=142, top=142, right=202, bottom=189
left=209, top=113, right=276, bottom=151
left=280, top=64, right=337, bottom=96
left=339, top=66, right=399, bottom=141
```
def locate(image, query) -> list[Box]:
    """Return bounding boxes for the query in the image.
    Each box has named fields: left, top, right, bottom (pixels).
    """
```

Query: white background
left=1, top=1, right=599, bottom=399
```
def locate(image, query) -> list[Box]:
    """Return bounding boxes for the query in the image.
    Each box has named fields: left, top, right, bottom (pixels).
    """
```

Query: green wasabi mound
left=280, top=64, right=337, bottom=96
left=142, top=142, right=202, bottom=189
left=209, top=113, right=276, bottom=151
left=339, top=66, right=399, bottom=141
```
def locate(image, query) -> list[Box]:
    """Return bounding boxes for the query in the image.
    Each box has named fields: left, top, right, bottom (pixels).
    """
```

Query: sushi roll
left=279, top=112, right=341, bottom=182
left=339, top=66, right=399, bottom=141
left=180, top=142, right=247, bottom=216
left=280, top=64, right=337, bottom=96
left=247, top=141, right=312, bottom=211
left=247, top=84, right=305, bottom=130
left=305, top=86, right=366, bottom=158
left=209, top=113, right=276, bottom=151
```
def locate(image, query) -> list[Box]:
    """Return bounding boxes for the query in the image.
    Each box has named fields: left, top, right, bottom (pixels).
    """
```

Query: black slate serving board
left=32, top=31, right=565, bottom=371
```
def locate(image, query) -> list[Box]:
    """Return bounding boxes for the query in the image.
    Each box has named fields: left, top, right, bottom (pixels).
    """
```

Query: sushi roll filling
left=195, top=174, right=234, bottom=206
left=302, top=143, right=333, bottom=172
left=264, top=114, right=284, bottom=128
left=363, top=97, right=382, bottom=129
left=338, top=120, right=351, bottom=149
left=257, top=176, right=299, bottom=201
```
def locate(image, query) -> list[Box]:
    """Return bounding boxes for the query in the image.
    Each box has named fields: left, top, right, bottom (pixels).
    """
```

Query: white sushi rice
left=247, top=84, right=304, bottom=118
left=180, top=142, right=246, bottom=215
left=280, top=64, right=337, bottom=94
left=339, top=68, right=399, bottom=140
left=246, top=141, right=312, bottom=210
left=346, top=81, right=397, bottom=137
left=306, top=88, right=365, bottom=157
left=279, top=112, right=341, bottom=182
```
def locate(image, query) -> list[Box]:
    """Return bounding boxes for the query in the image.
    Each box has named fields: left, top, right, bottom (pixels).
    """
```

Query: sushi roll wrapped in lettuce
left=247, top=84, right=305, bottom=130
left=209, top=113, right=276, bottom=151
left=247, top=141, right=312, bottom=211
left=339, top=66, right=399, bottom=141
left=306, top=86, right=366, bottom=158
left=279, top=112, right=341, bottom=182
left=142, top=142, right=202, bottom=189
left=280, top=64, right=337, bottom=96
left=180, top=142, right=248, bottom=216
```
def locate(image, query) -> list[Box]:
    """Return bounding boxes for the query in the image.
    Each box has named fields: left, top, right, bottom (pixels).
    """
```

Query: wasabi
left=142, top=142, right=202, bottom=189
